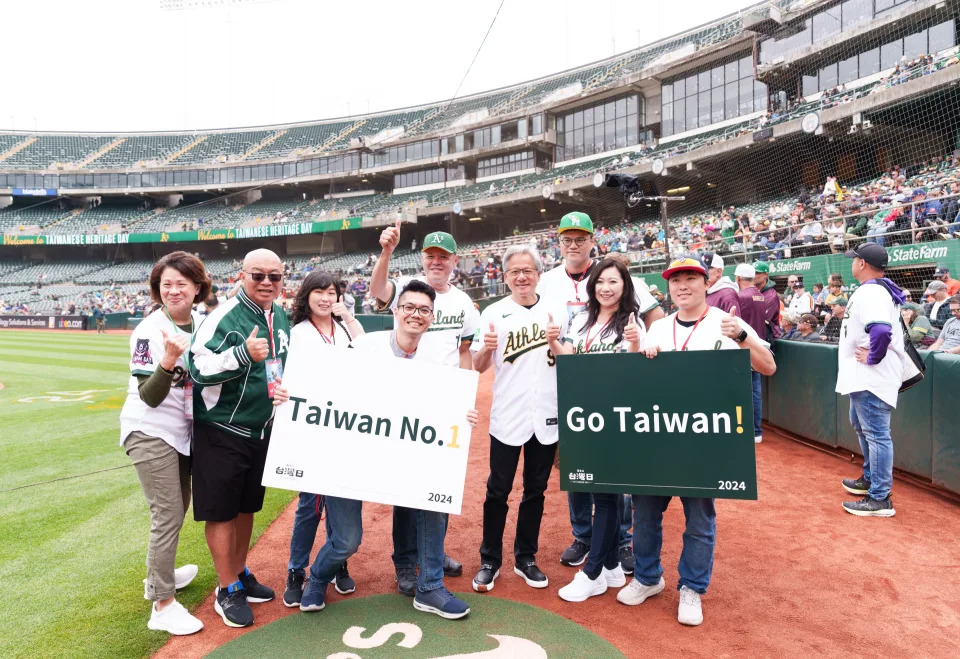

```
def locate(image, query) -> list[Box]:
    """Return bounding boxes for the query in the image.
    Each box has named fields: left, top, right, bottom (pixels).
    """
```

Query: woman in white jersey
left=282, top=270, right=364, bottom=608
left=119, top=251, right=211, bottom=635
left=616, top=255, right=775, bottom=627
left=545, top=257, right=645, bottom=602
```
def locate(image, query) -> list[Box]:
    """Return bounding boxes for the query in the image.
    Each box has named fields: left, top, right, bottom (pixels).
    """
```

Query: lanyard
left=266, top=311, right=276, bottom=359
left=567, top=263, right=591, bottom=298
left=163, top=306, right=194, bottom=369
left=311, top=318, right=335, bottom=345
left=672, top=306, right=710, bottom=352
left=583, top=318, right=611, bottom=353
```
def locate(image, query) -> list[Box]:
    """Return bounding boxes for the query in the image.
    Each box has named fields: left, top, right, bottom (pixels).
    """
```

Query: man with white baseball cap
left=703, top=252, right=740, bottom=315
left=734, top=263, right=767, bottom=444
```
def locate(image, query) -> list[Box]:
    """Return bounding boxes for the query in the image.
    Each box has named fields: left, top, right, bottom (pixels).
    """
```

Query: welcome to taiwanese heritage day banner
left=557, top=350, right=758, bottom=500
left=262, top=342, right=480, bottom=514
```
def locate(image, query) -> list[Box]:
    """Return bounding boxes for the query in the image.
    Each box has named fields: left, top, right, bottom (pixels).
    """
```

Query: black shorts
left=192, top=422, right=271, bottom=522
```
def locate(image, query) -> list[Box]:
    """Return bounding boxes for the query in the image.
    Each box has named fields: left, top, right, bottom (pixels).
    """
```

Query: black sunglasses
left=244, top=271, right=283, bottom=283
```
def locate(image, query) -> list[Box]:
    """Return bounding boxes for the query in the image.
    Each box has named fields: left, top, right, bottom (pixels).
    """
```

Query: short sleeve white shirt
left=290, top=318, right=355, bottom=351
left=644, top=306, right=765, bottom=353
left=537, top=261, right=660, bottom=327
left=119, top=309, right=200, bottom=454
left=385, top=275, right=480, bottom=368
left=563, top=310, right=646, bottom=354
left=835, top=282, right=905, bottom=408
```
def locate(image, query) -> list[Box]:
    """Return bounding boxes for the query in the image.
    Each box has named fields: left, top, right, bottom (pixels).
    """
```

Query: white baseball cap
left=703, top=252, right=724, bottom=269
left=734, top=264, right=756, bottom=279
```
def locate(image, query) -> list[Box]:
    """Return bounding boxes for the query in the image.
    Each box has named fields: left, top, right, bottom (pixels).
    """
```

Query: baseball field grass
left=0, top=330, right=295, bottom=659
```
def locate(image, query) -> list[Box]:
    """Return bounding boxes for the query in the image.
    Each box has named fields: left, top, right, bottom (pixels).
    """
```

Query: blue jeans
left=393, top=506, right=447, bottom=592
left=632, top=495, right=716, bottom=594
left=848, top=390, right=895, bottom=500
left=307, top=495, right=363, bottom=586
left=568, top=492, right=632, bottom=548
left=752, top=371, right=762, bottom=438
left=582, top=493, right=622, bottom=580
left=288, top=492, right=334, bottom=572
left=486, top=279, right=498, bottom=296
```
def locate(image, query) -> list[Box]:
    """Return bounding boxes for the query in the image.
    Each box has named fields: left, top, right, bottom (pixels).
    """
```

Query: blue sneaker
left=413, top=587, right=470, bottom=620
left=299, top=579, right=327, bottom=612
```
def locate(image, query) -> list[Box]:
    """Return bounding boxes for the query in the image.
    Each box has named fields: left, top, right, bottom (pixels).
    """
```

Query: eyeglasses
left=398, top=304, right=434, bottom=317
left=505, top=268, right=537, bottom=279
left=560, top=237, right=589, bottom=247
left=244, top=271, right=283, bottom=283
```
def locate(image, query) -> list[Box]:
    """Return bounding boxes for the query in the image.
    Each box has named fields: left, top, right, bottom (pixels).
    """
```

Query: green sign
left=557, top=350, right=758, bottom=500
left=1, top=216, right=362, bottom=247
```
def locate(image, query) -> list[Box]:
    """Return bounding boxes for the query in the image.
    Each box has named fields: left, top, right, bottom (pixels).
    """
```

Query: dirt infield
left=158, top=369, right=960, bottom=658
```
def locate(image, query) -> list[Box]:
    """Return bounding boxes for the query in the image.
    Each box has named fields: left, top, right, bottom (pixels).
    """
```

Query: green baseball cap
left=421, top=231, right=457, bottom=254
left=753, top=261, right=770, bottom=273
left=557, top=211, right=594, bottom=234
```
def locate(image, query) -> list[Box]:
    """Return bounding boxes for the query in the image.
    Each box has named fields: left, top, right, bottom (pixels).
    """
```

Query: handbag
left=873, top=279, right=926, bottom=392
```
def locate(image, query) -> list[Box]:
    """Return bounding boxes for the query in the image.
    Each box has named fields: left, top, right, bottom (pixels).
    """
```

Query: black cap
left=845, top=241, right=888, bottom=269
left=935, top=266, right=950, bottom=276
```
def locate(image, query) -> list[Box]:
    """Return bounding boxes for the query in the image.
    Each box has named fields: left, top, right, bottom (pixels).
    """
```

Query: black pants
left=480, top=434, right=556, bottom=568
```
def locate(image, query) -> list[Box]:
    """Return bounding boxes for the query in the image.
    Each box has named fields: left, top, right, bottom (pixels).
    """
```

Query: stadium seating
left=3, top=261, right=109, bottom=286
left=246, top=122, right=354, bottom=161
left=0, top=203, right=76, bottom=233
left=1, top=136, right=114, bottom=170
left=169, top=130, right=276, bottom=165
left=86, top=135, right=197, bottom=168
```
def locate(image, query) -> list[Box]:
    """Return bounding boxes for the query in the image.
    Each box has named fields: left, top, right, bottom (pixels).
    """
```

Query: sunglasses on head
left=244, top=271, right=283, bottom=283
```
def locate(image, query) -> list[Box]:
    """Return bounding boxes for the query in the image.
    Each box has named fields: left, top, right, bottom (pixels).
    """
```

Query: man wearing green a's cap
left=537, top=210, right=664, bottom=573
left=370, top=220, right=480, bottom=593
left=752, top=261, right=781, bottom=344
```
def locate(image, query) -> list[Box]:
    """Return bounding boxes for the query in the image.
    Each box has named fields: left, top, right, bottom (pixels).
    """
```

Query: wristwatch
left=734, top=329, right=748, bottom=344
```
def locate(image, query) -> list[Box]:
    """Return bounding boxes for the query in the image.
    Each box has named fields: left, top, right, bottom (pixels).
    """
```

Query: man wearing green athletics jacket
left=189, top=248, right=291, bottom=628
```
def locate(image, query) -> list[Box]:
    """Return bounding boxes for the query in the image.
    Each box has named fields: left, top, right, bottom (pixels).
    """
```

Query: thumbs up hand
left=159, top=328, right=190, bottom=370
left=624, top=314, right=642, bottom=350
left=545, top=312, right=562, bottom=343
left=721, top=306, right=742, bottom=341
left=246, top=325, right=270, bottom=362
left=379, top=217, right=401, bottom=254
left=483, top=321, right=499, bottom=351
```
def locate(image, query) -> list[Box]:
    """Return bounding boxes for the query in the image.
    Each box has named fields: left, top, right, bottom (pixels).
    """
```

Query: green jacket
left=189, top=288, right=290, bottom=439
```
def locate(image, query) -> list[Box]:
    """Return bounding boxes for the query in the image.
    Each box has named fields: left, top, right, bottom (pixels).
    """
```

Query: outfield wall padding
left=765, top=341, right=960, bottom=494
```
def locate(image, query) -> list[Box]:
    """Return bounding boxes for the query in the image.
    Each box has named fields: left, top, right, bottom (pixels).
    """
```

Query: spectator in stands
left=923, top=281, right=952, bottom=329
left=469, top=260, right=484, bottom=288
left=786, top=279, right=814, bottom=315
left=812, top=283, right=826, bottom=306
left=902, top=303, right=936, bottom=347
left=703, top=253, right=740, bottom=315
left=93, top=304, right=106, bottom=334
left=793, top=314, right=822, bottom=342
left=928, top=296, right=960, bottom=353
left=735, top=264, right=766, bottom=444
left=200, top=295, right=219, bottom=317
left=931, top=266, right=960, bottom=297
left=821, top=299, right=846, bottom=343
left=484, top=259, right=500, bottom=297
left=823, top=280, right=847, bottom=307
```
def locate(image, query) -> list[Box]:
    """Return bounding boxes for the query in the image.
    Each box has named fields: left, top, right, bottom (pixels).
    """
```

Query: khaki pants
left=124, top=431, right=190, bottom=601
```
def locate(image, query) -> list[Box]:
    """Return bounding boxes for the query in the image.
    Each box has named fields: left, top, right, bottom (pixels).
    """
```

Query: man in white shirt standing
left=836, top=242, right=905, bottom=517
left=786, top=279, right=814, bottom=315
left=371, top=222, right=479, bottom=592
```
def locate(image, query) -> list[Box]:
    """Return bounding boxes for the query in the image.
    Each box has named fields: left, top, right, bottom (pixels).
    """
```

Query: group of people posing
left=119, top=210, right=779, bottom=638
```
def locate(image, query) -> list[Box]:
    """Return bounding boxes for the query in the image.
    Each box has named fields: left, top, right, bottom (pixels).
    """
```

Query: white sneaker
left=602, top=564, right=626, bottom=588
left=616, top=576, right=665, bottom=606
left=143, top=564, right=199, bottom=600
left=147, top=599, right=203, bottom=635
left=755, top=435, right=763, bottom=444
left=678, top=585, right=703, bottom=626
left=558, top=570, right=608, bottom=602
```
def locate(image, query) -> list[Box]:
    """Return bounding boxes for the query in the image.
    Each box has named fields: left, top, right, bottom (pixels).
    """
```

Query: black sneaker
left=334, top=561, right=356, bottom=595
left=238, top=568, right=275, bottom=603
left=843, top=496, right=896, bottom=517
left=472, top=563, right=500, bottom=593
left=282, top=569, right=304, bottom=608
left=442, top=554, right=463, bottom=577
left=619, top=546, right=635, bottom=576
left=214, top=585, right=254, bottom=628
left=842, top=476, right=871, bottom=496
left=560, top=540, right=590, bottom=566
left=513, top=561, right=548, bottom=589
left=395, top=567, right=417, bottom=597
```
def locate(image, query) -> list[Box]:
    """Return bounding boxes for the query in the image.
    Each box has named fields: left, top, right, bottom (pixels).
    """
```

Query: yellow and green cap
left=422, top=231, right=457, bottom=254
left=557, top=211, right=594, bottom=234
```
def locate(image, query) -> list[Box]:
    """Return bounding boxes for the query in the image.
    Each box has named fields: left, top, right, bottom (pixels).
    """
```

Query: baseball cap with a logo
left=753, top=261, right=770, bottom=274
left=421, top=231, right=457, bottom=254
left=844, top=241, right=888, bottom=269
left=935, top=266, right=950, bottom=276
left=557, top=211, right=595, bottom=234
left=701, top=251, right=724, bottom=269
left=800, top=313, right=819, bottom=325
left=662, top=255, right=708, bottom=280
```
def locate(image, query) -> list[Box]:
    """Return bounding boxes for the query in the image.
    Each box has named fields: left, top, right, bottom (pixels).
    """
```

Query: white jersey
left=537, top=260, right=659, bottom=327
left=836, top=282, right=905, bottom=408
left=119, top=309, right=200, bottom=455
left=290, top=318, right=355, bottom=351
left=472, top=295, right=567, bottom=446
left=384, top=275, right=480, bottom=368
left=349, top=329, right=437, bottom=364
left=563, top=310, right=645, bottom=354
left=645, top=306, right=765, bottom=353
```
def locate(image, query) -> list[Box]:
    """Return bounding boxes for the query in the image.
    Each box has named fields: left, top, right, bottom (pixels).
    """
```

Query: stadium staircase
left=163, top=135, right=207, bottom=165
left=491, top=88, right=533, bottom=117
left=76, top=138, right=126, bottom=169
left=0, top=137, right=37, bottom=163
left=239, top=130, right=288, bottom=161
left=41, top=208, right=85, bottom=232
left=584, top=58, right=629, bottom=92
left=321, top=120, right=367, bottom=151
left=403, top=107, right=444, bottom=137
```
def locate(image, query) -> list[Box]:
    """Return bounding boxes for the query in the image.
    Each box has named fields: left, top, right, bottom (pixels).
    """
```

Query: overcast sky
left=1, top=0, right=752, bottom=133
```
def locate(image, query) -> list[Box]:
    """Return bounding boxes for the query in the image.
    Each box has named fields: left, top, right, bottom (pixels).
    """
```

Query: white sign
left=262, top=342, right=479, bottom=514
